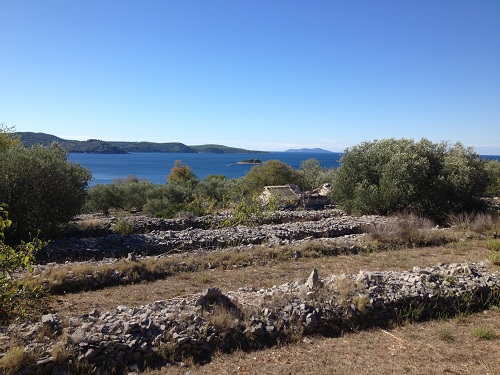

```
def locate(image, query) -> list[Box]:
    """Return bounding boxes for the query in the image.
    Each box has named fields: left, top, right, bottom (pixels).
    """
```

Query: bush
left=300, top=158, right=336, bottom=191
left=112, top=219, right=134, bottom=235
left=471, top=326, right=496, bottom=340
left=0, top=123, right=21, bottom=152
left=195, top=174, right=234, bottom=204
left=143, top=180, right=197, bottom=218
left=447, top=212, right=500, bottom=235
left=238, top=160, right=302, bottom=197
left=332, top=138, right=488, bottom=221
left=0, top=205, right=43, bottom=324
left=167, top=160, right=199, bottom=184
left=0, top=144, right=92, bottom=241
left=84, top=183, right=124, bottom=214
left=484, top=159, right=500, bottom=197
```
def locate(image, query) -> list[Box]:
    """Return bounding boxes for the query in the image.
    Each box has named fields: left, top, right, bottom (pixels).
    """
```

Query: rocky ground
left=1, top=209, right=499, bottom=374
left=37, top=209, right=384, bottom=263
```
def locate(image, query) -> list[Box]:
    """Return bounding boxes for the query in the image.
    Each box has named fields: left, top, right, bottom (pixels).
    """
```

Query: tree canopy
left=238, top=160, right=302, bottom=196
left=0, top=143, right=92, bottom=241
left=331, top=138, right=488, bottom=220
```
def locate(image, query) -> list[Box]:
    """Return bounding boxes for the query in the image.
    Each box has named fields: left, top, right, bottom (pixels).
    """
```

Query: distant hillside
left=15, top=132, right=127, bottom=154
left=15, top=132, right=266, bottom=154
left=191, top=144, right=264, bottom=154
left=285, top=148, right=332, bottom=153
left=111, top=141, right=196, bottom=153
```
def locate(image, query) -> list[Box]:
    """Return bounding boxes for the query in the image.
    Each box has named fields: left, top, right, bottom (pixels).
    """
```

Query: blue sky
left=1, top=1, right=499, bottom=153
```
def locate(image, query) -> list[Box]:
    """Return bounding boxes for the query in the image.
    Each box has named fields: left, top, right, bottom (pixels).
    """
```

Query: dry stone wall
left=37, top=210, right=387, bottom=263
left=2, top=262, right=498, bottom=373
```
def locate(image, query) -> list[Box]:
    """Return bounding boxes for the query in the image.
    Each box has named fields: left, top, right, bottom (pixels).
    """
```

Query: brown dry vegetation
left=6, top=213, right=500, bottom=374
left=46, top=241, right=495, bottom=317
left=41, top=240, right=500, bottom=375
left=158, top=309, right=499, bottom=375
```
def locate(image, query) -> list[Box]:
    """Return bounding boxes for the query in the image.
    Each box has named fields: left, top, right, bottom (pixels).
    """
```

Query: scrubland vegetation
left=2, top=124, right=500, bottom=374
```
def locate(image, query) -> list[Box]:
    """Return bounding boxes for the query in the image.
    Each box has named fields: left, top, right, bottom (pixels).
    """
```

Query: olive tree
left=0, top=123, right=21, bottom=152
left=237, top=159, right=302, bottom=197
left=0, top=144, right=92, bottom=241
left=332, top=138, right=488, bottom=220
left=300, top=158, right=336, bottom=191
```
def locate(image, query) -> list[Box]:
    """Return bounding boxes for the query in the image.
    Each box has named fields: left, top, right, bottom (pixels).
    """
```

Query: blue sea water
left=68, top=152, right=343, bottom=186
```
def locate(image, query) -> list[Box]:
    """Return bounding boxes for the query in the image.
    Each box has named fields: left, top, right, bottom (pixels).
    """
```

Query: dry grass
left=364, top=212, right=450, bottom=248
left=6, top=213, right=500, bottom=374
left=46, top=241, right=497, bottom=321
left=0, top=346, right=32, bottom=375
left=21, top=226, right=473, bottom=297
left=68, top=218, right=105, bottom=231
left=448, top=212, right=500, bottom=236
left=144, top=308, right=500, bottom=375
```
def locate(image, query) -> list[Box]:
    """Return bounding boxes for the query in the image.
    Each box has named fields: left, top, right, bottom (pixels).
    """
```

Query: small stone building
left=258, top=185, right=301, bottom=208
left=300, top=183, right=332, bottom=210
left=258, top=183, right=332, bottom=210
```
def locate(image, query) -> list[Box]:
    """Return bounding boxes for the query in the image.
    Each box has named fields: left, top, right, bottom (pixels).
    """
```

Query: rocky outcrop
left=2, top=262, right=498, bottom=373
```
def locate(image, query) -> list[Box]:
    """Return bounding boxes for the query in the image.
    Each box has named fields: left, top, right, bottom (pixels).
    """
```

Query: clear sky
left=1, top=1, right=499, bottom=153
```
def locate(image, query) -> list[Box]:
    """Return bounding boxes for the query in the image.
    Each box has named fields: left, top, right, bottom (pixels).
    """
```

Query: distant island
left=285, top=148, right=332, bottom=153
left=236, top=158, right=262, bottom=165
left=15, top=132, right=267, bottom=154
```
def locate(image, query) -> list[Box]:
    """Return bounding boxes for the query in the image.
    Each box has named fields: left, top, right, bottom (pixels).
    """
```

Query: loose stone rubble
left=37, top=210, right=388, bottom=263
left=1, top=262, right=498, bottom=373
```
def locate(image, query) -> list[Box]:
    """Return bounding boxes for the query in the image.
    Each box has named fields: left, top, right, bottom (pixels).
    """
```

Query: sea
left=68, top=152, right=343, bottom=186
left=68, top=152, right=500, bottom=186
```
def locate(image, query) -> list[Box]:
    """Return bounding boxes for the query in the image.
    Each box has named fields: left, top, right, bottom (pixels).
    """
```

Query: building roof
left=259, top=185, right=301, bottom=205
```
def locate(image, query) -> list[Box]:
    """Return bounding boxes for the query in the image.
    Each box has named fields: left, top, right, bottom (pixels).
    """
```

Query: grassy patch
left=436, top=327, right=455, bottom=342
left=471, top=326, right=496, bottom=340
left=22, top=241, right=354, bottom=296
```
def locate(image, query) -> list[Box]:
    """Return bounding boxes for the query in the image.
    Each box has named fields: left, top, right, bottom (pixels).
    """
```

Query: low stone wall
left=37, top=211, right=387, bottom=263
left=2, top=262, right=498, bottom=373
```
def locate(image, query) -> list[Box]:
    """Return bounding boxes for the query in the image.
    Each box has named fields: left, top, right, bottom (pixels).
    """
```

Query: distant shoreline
left=15, top=132, right=268, bottom=155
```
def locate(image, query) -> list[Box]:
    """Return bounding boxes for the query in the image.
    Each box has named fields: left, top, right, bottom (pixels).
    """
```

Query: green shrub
left=112, top=219, right=134, bottom=235
left=300, top=158, right=336, bottom=191
left=195, top=174, right=234, bottom=205
left=84, top=183, right=123, bottom=214
left=222, top=195, right=267, bottom=226
left=238, top=160, right=302, bottom=197
left=85, top=176, right=153, bottom=214
left=0, top=205, right=43, bottom=324
left=114, top=177, right=153, bottom=212
left=0, top=144, right=91, bottom=241
left=487, top=239, right=500, bottom=266
left=0, top=123, right=21, bottom=152
left=486, top=239, right=500, bottom=252
left=436, top=327, right=455, bottom=342
left=484, top=159, right=500, bottom=197
left=332, top=138, right=488, bottom=221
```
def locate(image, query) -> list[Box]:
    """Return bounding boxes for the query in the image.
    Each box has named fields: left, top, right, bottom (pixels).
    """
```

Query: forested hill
left=15, top=132, right=266, bottom=154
